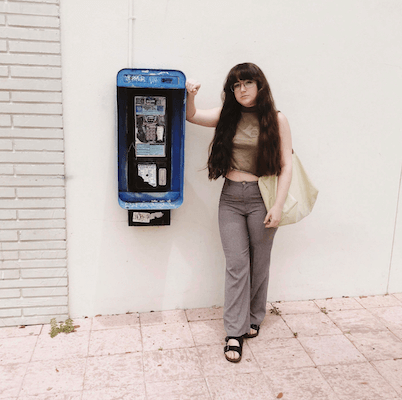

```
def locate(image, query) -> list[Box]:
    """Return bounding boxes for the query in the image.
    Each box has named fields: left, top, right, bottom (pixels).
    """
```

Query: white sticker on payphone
left=132, top=212, right=164, bottom=223
left=138, top=164, right=157, bottom=187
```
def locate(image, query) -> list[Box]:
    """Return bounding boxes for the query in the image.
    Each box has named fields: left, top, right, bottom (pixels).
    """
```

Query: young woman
left=186, top=63, right=292, bottom=363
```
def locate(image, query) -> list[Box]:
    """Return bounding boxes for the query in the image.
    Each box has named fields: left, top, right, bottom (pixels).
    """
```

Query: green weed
left=49, top=318, right=75, bottom=338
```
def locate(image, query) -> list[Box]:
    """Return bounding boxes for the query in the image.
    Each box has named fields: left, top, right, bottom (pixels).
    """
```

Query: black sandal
left=224, top=336, right=244, bottom=363
left=243, top=324, right=260, bottom=339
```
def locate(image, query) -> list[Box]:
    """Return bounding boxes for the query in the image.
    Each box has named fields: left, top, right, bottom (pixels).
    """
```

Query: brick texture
left=0, top=0, right=67, bottom=327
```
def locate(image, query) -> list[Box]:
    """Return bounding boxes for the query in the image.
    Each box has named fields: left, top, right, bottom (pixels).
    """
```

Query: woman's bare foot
left=225, top=339, right=241, bottom=361
left=224, top=336, right=243, bottom=363
left=249, top=327, right=257, bottom=336
left=243, top=324, right=260, bottom=339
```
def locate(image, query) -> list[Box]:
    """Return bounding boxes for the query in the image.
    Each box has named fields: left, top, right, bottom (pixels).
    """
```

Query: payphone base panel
left=128, top=210, right=170, bottom=226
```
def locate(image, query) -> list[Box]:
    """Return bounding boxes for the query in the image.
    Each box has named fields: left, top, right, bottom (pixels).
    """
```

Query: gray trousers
left=219, top=178, right=277, bottom=337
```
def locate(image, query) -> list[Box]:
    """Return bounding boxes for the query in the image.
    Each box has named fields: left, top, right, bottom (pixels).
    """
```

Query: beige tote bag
left=258, top=151, right=319, bottom=226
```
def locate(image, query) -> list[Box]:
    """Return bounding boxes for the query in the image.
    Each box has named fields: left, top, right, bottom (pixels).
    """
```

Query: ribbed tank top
left=231, top=106, right=259, bottom=176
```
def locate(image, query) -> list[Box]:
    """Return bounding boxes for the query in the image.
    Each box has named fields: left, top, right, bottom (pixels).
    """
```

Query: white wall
left=60, top=0, right=402, bottom=318
left=389, top=170, right=402, bottom=293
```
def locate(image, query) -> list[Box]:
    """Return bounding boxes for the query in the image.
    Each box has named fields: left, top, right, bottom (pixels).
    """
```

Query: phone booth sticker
left=135, top=96, right=166, bottom=158
left=132, top=211, right=164, bottom=223
left=138, top=164, right=157, bottom=187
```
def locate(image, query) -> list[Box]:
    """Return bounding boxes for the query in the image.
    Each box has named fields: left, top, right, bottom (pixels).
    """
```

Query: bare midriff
left=225, top=169, right=259, bottom=182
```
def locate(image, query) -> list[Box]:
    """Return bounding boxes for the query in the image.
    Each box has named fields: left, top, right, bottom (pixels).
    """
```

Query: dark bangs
left=223, top=63, right=263, bottom=93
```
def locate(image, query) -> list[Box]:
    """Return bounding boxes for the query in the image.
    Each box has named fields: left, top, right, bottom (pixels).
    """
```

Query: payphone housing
left=117, top=69, right=186, bottom=225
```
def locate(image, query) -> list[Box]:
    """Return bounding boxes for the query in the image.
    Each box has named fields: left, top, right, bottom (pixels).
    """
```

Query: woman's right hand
left=185, top=78, right=221, bottom=127
left=186, top=79, right=201, bottom=96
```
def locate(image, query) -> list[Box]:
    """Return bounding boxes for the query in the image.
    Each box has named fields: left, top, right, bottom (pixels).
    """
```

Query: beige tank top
left=231, top=107, right=259, bottom=176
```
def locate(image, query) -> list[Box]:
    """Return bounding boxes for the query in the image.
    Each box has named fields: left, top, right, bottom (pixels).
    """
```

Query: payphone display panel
left=134, top=96, right=167, bottom=158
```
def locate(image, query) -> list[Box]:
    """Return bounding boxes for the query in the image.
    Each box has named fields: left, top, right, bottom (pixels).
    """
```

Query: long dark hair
left=207, top=63, right=281, bottom=179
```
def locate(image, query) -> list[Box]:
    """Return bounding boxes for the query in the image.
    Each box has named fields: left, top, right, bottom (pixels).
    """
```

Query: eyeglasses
left=230, top=80, right=256, bottom=92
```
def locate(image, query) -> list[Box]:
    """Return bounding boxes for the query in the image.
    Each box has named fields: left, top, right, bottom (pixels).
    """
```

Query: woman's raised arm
left=186, top=79, right=221, bottom=128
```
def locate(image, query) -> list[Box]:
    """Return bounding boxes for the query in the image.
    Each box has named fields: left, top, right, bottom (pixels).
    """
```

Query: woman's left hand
left=264, top=206, right=282, bottom=228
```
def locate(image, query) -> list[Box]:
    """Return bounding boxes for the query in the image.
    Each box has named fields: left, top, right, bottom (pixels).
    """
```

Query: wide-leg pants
left=219, top=178, right=277, bottom=337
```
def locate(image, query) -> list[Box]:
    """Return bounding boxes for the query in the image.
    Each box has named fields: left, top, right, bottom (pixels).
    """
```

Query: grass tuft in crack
left=49, top=318, right=75, bottom=338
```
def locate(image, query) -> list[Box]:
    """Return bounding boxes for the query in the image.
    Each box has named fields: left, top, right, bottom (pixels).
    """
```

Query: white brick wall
left=0, top=0, right=67, bottom=327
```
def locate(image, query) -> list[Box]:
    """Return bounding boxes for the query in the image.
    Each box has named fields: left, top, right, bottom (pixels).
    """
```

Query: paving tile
left=20, top=358, right=86, bottom=396
left=18, top=393, right=82, bottom=400
left=369, top=306, right=402, bottom=331
left=319, top=362, right=400, bottom=400
left=82, top=384, right=146, bottom=400
left=142, top=322, right=195, bottom=352
left=262, top=366, right=339, bottom=400
left=282, top=312, right=343, bottom=337
left=146, top=378, right=210, bottom=400
left=206, top=372, right=275, bottom=400
left=270, top=300, right=321, bottom=314
left=3, top=296, right=402, bottom=400
left=0, top=325, right=42, bottom=339
left=185, top=307, right=223, bottom=322
left=140, top=310, right=187, bottom=326
left=314, top=297, right=363, bottom=312
left=189, top=320, right=226, bottom=346
left=251, top=314, right=294, bottom=342
left=88, top=326, right=142, bottom=356
left=298, top=335, right=365, bottom=366
left=327, top=309, right=387, bottom=333
left=32, top=330, right=90, bottom=361
left=345, top=331, right=402, bottom=361
left=248, top=337, right=314, bottom=370
left=197, top=342, right=260, bottom=377
left=41, top=318, right=92, bottom=335
left=91, top=313, right=140, bottom=330
left=0, top=363, right=27, bottom=399
left=0, top=335, right=37, bottom=364
left=143, top=348, right=203, bottom=383
left=392, top=329, right=402, bottom=340
left=354, top=294, right=401, bottom=308
left=372, top=359, right=402, bottom=396
left=71, top=317, right=93, bottom=331
left=84, top=353, right=143, bottom=391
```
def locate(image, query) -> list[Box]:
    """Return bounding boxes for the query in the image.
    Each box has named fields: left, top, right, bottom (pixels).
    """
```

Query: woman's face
left=233, top=79, right=258, bottom=107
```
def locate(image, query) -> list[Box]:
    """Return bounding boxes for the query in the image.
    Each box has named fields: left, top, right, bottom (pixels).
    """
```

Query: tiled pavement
left=1, top=294, right=402, bottom=399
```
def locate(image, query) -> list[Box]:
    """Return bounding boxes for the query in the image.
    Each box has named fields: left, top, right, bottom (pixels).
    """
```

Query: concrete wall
left=0, top=0, right=68, bottom=327
left=389, top=171, right=402, bottom=293
left=59, top=0, right=402, bottom=319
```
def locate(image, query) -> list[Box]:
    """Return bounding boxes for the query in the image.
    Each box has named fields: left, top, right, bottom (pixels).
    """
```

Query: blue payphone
left=117, top=69, right=186, bottom=226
